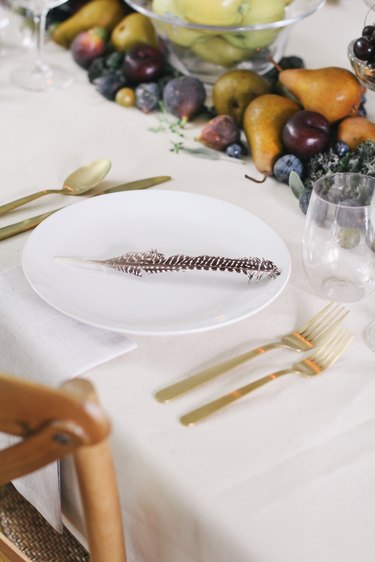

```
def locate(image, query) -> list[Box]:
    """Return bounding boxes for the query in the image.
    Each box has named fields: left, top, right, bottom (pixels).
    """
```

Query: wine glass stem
left=34, top=9, right=49, bottom=74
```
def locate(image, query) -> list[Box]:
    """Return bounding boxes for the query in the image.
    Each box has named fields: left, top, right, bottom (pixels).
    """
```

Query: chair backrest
left=0, top=373, right=126, bottom=562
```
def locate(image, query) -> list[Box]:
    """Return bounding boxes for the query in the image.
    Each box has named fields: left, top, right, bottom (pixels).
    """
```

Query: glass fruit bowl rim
left=125, top=0, right=326, bottom=33
left=348, top=38, right=374, bottom=70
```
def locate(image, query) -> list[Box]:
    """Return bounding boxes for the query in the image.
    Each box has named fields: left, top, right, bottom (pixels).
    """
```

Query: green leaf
left=289, top=171, right=305, bottom=199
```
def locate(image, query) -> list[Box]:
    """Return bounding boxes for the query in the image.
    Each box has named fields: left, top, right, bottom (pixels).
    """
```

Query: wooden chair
left=0, top=372, right=126, bottom=562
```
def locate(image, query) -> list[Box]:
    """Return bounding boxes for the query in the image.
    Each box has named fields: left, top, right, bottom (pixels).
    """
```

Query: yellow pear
left=111, top=13, right=158, bottom=51
left=243, top=94, right=300, bottom=175
left=52, top=0, right=127, bottom=48
left=337, top=116, right=375, bottom=150
left=278, top=67, right=364, bottom=124
left=213, top=69, right=271, bottom=127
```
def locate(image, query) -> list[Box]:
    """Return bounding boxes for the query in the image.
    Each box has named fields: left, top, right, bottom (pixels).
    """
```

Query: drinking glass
left=10, top=0, right=73, bottom=91
left=0, top=0, right=10, bottom=55
left=364, top=196, right=375, bottom=351
left=302, top=173, right=375, bottom=303
left=0, top=2, right=34, bottom=56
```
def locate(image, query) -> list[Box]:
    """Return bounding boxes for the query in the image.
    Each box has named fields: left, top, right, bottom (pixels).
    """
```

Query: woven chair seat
left=0, top=484, right=88, bottom=562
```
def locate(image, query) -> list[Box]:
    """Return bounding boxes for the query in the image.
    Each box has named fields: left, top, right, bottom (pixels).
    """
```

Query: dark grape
left=362, top=25, right=375, bottom=39
left=353, top=37, right=375, bottom=60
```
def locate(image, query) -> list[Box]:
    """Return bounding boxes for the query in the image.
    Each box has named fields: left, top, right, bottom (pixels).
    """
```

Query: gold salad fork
left=180, top=327, right=353, bottom=426
left=155, top=303, right=349, bottom=403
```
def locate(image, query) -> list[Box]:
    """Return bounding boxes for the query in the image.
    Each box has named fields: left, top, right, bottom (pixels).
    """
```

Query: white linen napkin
left=0, top=265, right=137, bottom=532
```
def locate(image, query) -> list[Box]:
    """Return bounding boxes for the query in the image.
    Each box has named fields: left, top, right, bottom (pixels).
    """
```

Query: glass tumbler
left=302, top=172, right=375, bottom=303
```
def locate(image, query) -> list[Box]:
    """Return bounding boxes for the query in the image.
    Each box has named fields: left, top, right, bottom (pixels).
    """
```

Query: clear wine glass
left=348, top=9, right=375, bottom=351
left=10, top=0, right=73, bottom=91
left=0, top=1, right=34, bottom=56
left=364, top=190, right=375, bottom=352
left=302, top=173, right=375, bottom=303
left=0, top=0, right=10, bottom=55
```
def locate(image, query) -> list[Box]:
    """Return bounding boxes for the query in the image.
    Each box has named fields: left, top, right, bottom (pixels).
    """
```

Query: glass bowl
left=125, top=0, right=326, bottom=84
left=348, top=39, right=375, bottom=90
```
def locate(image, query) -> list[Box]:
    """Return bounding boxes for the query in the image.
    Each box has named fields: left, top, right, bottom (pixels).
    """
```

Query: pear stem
left=244, top=174, right=267, bottom=184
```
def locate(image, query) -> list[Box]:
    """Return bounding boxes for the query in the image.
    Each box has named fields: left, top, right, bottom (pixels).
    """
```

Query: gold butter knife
left=0, top=176, right=171, bottom=241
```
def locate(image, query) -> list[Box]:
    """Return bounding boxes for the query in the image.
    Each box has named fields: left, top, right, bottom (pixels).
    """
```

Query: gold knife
left=0, top=176, right=171, bottom=241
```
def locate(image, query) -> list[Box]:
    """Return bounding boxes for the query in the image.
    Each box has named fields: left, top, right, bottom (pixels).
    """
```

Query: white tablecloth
left=1, top=1, right=375, bottom=561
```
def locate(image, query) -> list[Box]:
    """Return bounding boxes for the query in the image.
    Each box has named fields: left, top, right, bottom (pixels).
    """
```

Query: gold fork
left=155, top=303, right=349, bottom=403
left=180, top=327, right=353, bottom=426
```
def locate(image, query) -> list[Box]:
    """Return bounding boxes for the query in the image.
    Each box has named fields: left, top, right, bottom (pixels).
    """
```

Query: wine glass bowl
left=10, top=0, right=74, bottom=91
left=125, top=0, right=325, bottom=84
left=302, top=173, right=375, bottom=303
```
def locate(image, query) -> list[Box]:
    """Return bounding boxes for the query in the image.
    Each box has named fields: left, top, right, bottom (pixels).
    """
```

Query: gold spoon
left=0, top=159, right=112, bottom=216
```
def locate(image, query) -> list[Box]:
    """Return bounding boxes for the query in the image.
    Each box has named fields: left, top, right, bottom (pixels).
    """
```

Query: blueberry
left=333, top=141, right=350, bottom=157
left=225, top=142, right=247, bottom=159
left=273, top=154, right=304, bottom=184
left=97, top=73, right=126, bottom=100
left=299, top=189, right=312, bottom=215
left=135, top=82, right=161, bottom=113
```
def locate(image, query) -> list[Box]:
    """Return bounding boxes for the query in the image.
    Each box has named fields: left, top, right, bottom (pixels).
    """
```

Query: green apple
left=152, top=0, right=180, bottom=15
left=152, top=0, right=204, bottom=47
left=176, top=0, right=249, bottom=26
left=156, top=21, right=204, bottom=47
left=224, top=0, right=285, bottom=50
left=191, top=35, right=252, bottom=67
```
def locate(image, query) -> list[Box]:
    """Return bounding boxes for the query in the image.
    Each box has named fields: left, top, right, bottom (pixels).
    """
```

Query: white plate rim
left=22, top=190, right=291, bottom=336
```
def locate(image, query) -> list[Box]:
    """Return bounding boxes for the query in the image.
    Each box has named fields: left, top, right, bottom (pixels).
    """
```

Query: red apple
left=282, top=110, right=330, bottom=160
left=71, top=27, right=108, bottom=69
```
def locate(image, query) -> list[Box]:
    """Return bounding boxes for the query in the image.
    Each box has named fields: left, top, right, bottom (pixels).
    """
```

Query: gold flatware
left=180, top=327, right=353, bottom=426
left=0, top=159, right=112, bottom=216
left=155, top=302, right=349, bottom=403
left=0, top=175, right=172, bottom=241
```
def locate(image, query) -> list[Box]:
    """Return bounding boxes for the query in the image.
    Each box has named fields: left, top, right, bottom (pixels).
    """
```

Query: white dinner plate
left=22, top=190, right=291, bottom=335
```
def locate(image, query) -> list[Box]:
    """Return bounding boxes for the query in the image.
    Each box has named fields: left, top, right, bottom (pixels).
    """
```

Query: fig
left=163, top=76, right=206, bottom=121
left=199, top=115, right=240, bottom=151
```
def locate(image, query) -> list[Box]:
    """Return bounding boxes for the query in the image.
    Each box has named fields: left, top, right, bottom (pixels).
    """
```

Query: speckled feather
left=92, top=249, right=281, bottom=282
